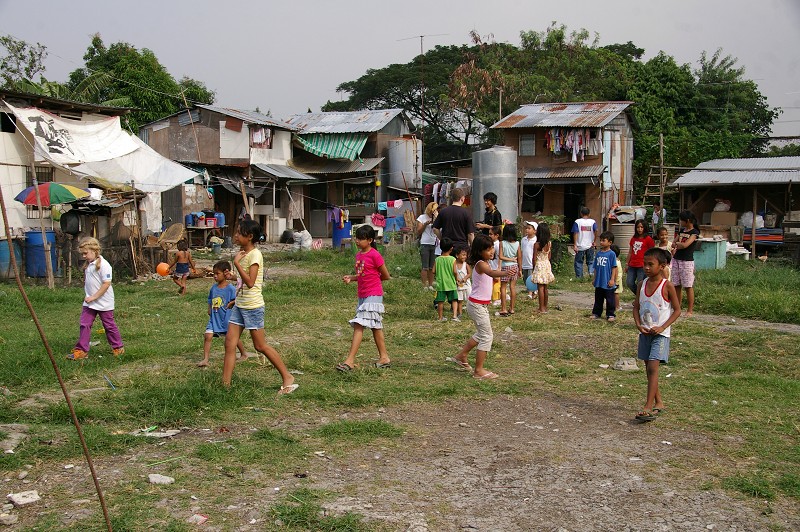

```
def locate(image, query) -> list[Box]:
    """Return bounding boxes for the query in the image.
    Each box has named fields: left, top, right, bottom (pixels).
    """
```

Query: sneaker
left=452, top=316, right=461, bottom=322
left=590, top=314, right=600, bottom=320
left=607, top=316, right=616, bottom=322
left=527, top=293, right=533, bottom=299
left=67, top=349, right=88, bottom=360
left=439, top=317, right=448, bottom=322
left=112, top=347, right=125, bottom=357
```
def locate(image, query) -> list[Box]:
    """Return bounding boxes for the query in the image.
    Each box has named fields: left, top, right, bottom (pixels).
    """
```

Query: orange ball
left=156, top=262, right=170, bottom=276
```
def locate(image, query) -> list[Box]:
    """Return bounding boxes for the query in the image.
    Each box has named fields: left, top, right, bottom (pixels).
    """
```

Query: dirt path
left=304, top=395, right=798, bottom=531
left=551, top=288, right=800, bottom=335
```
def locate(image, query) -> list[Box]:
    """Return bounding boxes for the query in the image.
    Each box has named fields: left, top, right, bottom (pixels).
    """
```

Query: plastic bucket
left=0, top=239, right=23, bottom=278
left=211, top=243, right=221, bottom=254
left=332, top=221, right=352, bottom=248
left=185, top=214, right=194, bottom=227
left=214, top=212, right=225, bottom=227
left=25, top=230, right=57, bottom=278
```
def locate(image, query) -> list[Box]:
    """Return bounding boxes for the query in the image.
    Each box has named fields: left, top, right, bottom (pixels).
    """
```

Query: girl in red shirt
left=625, top=219, right=655, bottom=294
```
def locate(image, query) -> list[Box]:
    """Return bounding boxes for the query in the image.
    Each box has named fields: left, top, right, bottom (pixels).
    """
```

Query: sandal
left=278, top=383, right=299, bottom=395
left=635, top=411, right=656, bottom=421
left=373, top=361, right=391, bottom=369
left=445, top=357, right=472, bottom=372
left=335, top=362, right=354, bottom=372
left=67, top=349, right=88, bottom=360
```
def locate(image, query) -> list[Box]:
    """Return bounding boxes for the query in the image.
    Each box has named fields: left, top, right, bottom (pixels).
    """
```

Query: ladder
left=641, top=133, right=676, bottom=206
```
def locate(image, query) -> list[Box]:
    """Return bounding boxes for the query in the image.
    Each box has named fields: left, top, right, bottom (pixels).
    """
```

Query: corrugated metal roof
left=284, top=109, right=404, bottom=133
left=288, top=157, right=384, bottom=175
left=524, top=165, right=606, bottom=180
left=252, top=163, right=317, bottom=182
left=673, top=156, right=800, bottom=187
left=694, top=156, right=800, bottom=170
left=196, top=104, right=298, bottom=131
left=491, top=102, right=632, bottom=129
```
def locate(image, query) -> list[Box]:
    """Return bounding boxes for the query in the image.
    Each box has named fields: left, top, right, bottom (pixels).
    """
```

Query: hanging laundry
left=378, top=201, right=388, bottom=211
left=371, top=212, right=386, bottom=227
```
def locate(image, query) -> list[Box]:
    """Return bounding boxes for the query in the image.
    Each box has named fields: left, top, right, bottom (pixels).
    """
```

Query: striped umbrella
left=14, top=183, right=90, bottom=207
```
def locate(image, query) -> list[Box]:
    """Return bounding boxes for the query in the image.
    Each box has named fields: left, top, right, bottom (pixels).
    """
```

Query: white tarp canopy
left=5, top=101, right=199, bottom=193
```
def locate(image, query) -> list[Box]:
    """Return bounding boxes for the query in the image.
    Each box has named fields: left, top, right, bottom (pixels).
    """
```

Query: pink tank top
left=469, top=260, right=492, bottom=304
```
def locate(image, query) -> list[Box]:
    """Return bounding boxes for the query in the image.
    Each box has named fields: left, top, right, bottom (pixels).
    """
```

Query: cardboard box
left=709, top=211, right=738, bottom=226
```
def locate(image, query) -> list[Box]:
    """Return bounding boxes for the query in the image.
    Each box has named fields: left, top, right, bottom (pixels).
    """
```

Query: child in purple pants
left=67, top=237, right=124, bottom=360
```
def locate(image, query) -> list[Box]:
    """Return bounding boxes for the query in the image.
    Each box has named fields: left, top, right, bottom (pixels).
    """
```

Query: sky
left=2, top=0, right=799, bottom=136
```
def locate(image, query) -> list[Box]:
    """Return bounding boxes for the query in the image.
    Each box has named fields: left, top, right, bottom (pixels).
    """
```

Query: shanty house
left=283, top=109, right=420, bottom=237
left=491, top=101, right=634, bottom=233
left=139, top=104, right=313, bottom=241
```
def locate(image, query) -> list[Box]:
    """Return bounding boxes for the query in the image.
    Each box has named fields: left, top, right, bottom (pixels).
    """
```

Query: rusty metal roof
left=196, top=104, right=298, bottom=131
left=524, top=164, right=606, bottom=183
left=491, top=102, right=632, bottom=129
left=672, top=157, right=800, bottom=187
left=284, top=109, right=405, bottom=133
left=288, top=157, right=384, bottom=174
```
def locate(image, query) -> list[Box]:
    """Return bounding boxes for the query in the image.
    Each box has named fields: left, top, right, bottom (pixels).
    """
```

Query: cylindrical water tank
left=387, top=138, right=422, bottom=190
left=471, top=146, right=518, bottom=226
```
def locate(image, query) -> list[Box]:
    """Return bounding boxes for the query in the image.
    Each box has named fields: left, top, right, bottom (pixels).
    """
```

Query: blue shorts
left=637, top=334, right=670, bottom=363
left=228, top=306, right=265, bottom=330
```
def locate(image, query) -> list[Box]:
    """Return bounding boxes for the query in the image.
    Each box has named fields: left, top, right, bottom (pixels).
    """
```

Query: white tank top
left=638, top=278, right=673, bottom=337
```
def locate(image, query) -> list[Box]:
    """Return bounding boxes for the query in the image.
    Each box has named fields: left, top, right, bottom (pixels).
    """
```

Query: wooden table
left=186, top=225, right=226, bottom=248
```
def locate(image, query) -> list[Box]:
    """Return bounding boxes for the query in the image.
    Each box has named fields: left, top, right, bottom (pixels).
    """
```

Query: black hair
left=483, top=192, right=498, bottom=204
left=634, top=218, right=649, bottom=236
left=610, top=244, right=621, bottom=258
left=580, top=206, right=590, bottom=216
left=468, top=234, right=494, bottom=266
left=678, top=209, right=698, bottom=227
left=644, top=247, right=671, bottom=265
left=502, top=223, right=518, bottom=242
left=238, top=219, right=265, bottom=244
left=439, top=237, right=454, bottom=253
left=354, top=224, right=378, bottom=249
left=536, top=222, right=551, bottom=247
left=213, top=260, right=231, bottom=272
left=599, top=230, right=615, bottom=243
left=489, top=225, right=502, bottom=236
left=657, top=225, right=669, bottom=234
left=177, top=239, right=188, bottom=251
left=454, top=245, right=468, bottom=256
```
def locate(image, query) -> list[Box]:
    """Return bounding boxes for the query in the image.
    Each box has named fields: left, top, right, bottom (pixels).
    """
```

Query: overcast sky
left=2, top=0, right=799, bottom=136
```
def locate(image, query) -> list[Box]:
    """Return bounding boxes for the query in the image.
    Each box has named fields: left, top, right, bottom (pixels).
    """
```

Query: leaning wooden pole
left=29, top=159, right=54, bottom=289
left=0, top=179, right=112, bottom=531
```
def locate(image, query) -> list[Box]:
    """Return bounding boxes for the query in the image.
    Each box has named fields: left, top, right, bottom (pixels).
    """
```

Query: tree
left=67, top=34, right=215, bottom=131
left=0, top=34, right=47, bottom=88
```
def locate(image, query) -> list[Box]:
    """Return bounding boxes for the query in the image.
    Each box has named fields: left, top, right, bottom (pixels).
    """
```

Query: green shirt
left=434, top=255, right=457, bottom=291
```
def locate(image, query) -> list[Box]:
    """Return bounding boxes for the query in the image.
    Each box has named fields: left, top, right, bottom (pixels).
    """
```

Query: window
left=519, top=134, right=536, bottom=156
left=0, top=112, right=16, bottom=133
left=26, top=166, right=54, bottom=187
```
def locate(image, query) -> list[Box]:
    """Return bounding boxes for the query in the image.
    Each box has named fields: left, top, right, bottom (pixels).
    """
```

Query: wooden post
left=29, top=160, right=54, bottom=289
left=751, top=188, right=757, bottom=259
left=239, top=180, right=252, bottom=218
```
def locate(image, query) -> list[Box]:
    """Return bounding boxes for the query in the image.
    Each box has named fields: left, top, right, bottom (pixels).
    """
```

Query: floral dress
left=531, top=242, right=555, bottom=285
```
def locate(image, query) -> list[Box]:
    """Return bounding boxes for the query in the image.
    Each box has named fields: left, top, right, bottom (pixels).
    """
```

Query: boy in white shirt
left=521, top=221, right=538, bottom=299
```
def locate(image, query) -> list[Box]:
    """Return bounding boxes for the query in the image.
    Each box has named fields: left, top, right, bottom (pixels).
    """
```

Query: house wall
left=0, top=123, right=30, bottom=234
left=250, top=130, right=292, bottom=165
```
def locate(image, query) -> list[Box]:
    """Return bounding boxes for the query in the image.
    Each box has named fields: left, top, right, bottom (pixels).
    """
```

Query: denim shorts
left=228, top=305, right=265, bottom=330
left=637, top=333, right=670, bottom=363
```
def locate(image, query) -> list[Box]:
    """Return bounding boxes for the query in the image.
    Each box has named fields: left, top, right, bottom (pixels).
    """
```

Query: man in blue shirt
left=591, top=231, right=618, bottom=321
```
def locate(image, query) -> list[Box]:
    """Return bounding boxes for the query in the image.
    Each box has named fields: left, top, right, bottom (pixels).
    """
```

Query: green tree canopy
left=0, top=34, right=47, bottom=88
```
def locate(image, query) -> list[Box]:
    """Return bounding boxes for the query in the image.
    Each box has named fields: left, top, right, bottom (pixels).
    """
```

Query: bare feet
left=196, top=360, right=209, bottom=368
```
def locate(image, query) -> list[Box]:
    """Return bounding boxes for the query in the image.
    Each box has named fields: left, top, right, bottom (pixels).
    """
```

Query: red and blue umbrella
left=14, top=183, right=90, bottom=207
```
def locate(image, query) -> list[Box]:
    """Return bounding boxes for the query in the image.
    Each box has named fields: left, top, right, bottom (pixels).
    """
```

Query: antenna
left=398, top=34, right=448, bottom=134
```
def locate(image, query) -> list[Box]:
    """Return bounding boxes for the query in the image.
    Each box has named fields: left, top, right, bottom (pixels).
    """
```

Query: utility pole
left=398, top=33, right=447, bottom=134
left=659, top=133, right=665, bottom=222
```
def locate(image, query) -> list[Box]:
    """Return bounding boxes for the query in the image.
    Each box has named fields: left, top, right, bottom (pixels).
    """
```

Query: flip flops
left=373, top=362, right=392, bottom=369
left=635, top=411, right=657, bottom=421
left=278, top=383, right=299, bottom=395
left=335, top=362, right=354, bottom=372
left=473, top=371, right=499, bottom=380
left=445, top=357, right=472, bottom=372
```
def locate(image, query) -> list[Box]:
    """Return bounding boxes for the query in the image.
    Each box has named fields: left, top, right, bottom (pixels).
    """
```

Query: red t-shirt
left=355, top=247, right=385, bottom=298
left=627, top=236, right=655, bottom=268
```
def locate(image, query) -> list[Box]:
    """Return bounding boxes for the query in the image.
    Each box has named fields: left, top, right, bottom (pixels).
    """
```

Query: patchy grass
left=0, top=244, right=799, bottom=528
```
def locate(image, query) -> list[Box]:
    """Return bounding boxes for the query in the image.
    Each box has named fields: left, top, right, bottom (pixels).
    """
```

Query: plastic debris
left=186, top=514, right=208, bottom=524
left=148, top=473, right=175, bottom=485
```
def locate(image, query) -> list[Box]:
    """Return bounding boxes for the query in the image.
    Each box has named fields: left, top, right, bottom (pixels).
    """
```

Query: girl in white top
left=498, top=224, right=521, bottom=316
left=67, top=237, right=124, bottom=360
left=453, top=247, right=471, bottom=320
left=447, top=235, right=506, bottom=380
left=222, top=220, right=297, bottom=395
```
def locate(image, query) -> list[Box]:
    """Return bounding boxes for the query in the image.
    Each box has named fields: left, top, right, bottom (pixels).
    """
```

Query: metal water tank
left=472, top=146, right=518, bottom=225
left=387, top=138, right=422, bottom=190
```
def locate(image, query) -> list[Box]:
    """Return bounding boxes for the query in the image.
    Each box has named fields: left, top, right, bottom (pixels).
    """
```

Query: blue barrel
left=332, top=221, right=352, bottom=248
left=25, top=230, right=57, bottom=278
left=214, top=212, right=225, bottom=228
left=0, top=239, right=23, bottom=278
left=185, top=213, right=194, bottom=227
